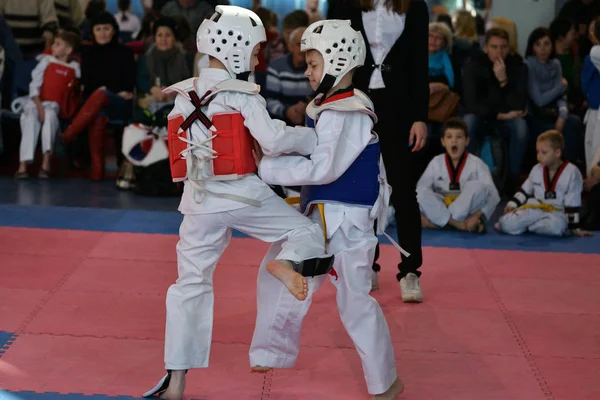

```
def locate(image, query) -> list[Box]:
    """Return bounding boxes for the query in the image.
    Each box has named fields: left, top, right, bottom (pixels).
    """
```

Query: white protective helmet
left=301, top=19, right=366, bottom=90
left=196, top=5, right=266, bottom=78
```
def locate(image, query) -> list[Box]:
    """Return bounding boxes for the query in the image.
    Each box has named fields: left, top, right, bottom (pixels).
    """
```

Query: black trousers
left=369, top=89, right=424, bottom=280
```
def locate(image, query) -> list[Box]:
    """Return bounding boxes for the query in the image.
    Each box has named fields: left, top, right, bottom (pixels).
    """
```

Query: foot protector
left=290, top=255, right=335, bottom=277
left=142, top=370, right=188, bottom=398
left=142, top=372, right=170, bottom=398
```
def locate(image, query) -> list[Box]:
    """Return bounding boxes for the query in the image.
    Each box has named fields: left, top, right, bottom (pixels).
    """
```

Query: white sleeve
left=29, top=57, right=50, bottom=98
left=565, top=168, right=583, bottom=230
left=591, top=45, right=600, bottom=71
left=258, top=111, right=372, bottom=186
left=564, top=168, right=583, bottom=209
left=416, top=158, right=436, bottom=195
left=133, top=15, right=141, bottom=38
left=476, top=158, right=501, bottom=219
left=507, top=168, right=534, bottom=208
left=232, top=93, right=317, bottom=157
left=71, top=61, right=81, bottom=79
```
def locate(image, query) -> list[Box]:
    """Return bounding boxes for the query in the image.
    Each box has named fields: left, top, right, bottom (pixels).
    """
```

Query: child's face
left=51, top=37, right=72, bottom=59
left=249, top=44, right=261, bottom=72
left=441, top=128, right=469, bottom=159
left=305, top=50, right=324, bottom=91
left=533, top=35, right=553, bottom=62
left=536, top=140, right=562, bottom=166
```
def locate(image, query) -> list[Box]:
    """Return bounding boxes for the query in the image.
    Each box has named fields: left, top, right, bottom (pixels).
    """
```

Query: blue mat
left=0, top=331, right=17, bottom=358
left=0, top=204, right=598, bottom=254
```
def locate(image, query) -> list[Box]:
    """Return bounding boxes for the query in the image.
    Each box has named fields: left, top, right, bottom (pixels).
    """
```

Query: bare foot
left=373, top=377, right=404, bottom=400
left=464, top=212, right=483, bottom=233
left=160, top=370, right=185, bottom=400
left=251, top=365, right=273, bottom=373
left=266, top=260, right=308, bottom=301
left=420, top=214, right=438, bottom=229
left=494, top=222, right=501, bottom=232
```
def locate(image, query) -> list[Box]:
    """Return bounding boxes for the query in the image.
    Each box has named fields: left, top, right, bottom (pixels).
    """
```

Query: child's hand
left=555, top=116, right=566, bottom=132
left=584, top=177, right=599, bottom=192
left=150, top=86, right=165, bottom=102
left=37, top=104, right=45, bottom=122
left=504, top=205, right=515, bottom=214
left=252, top=140, right=263, bottom=168
left=573, top=229, right=594, bottom=237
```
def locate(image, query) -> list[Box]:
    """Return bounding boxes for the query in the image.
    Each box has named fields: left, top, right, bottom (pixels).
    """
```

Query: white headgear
left=196, top=5, right=266, bottom=78
left=301, top=19, right=366, bottom=89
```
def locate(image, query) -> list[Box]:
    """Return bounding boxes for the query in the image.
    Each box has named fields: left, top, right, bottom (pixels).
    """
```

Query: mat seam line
left=14, top=233, right=109, bottom=335
left=471, top=250, right=555, bottom=400
left=260, top=368, right=273, bottom=400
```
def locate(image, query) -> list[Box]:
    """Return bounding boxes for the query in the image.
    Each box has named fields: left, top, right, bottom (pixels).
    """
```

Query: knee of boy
left=498, top=213, right=518, bottom=232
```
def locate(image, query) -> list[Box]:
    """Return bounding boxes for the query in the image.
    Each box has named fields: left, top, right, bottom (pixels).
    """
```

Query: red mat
left=1, top=227, right=600, bottom=400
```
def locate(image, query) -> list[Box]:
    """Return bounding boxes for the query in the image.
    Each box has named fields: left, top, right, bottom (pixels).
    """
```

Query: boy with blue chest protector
left=250, top=20, right=406, bottom=400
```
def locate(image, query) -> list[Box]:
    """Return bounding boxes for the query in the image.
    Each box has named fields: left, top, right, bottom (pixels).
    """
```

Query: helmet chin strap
left=236, top=71, right=251, bottom=81
left=315, top=74, right=336, bottom=104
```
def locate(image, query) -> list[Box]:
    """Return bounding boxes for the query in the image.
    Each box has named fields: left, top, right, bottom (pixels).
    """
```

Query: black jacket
left=461, top=51, right=528, bottom=120
left=328, top=0, right=430, bottom=124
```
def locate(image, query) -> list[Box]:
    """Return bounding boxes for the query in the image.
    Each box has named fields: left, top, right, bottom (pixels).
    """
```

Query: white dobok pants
left=165, top=194, right=324, bottom=370
left=19, top=100, right=60, bottom=163
left=418, top=181, right=494, bottom=227
left=498, top=208, right=568, bottom=236
left=249, top=205, right=397, bottom=395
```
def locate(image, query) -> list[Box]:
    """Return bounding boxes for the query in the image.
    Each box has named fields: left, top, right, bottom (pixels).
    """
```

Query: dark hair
left=594, top=18, right=600, bottom=44
left=254, top=6, right=275, bottom=29
left=282, top=10, right=309, bottom=30
left=57, top=30, right=80, bottom=50
left=549, top=17, right=574, bottom=42
left=526, top=27, right=555, bottom=58
left=443, top=117, right=469, bottom=137
left=152, top=16, right=178, bottom=39
left=118, top=0, right=131, bottom=23
left=85, top=0, right=107, bottom=22
left=436, top=14, right=454, bottom=33
left=485, top=27, right=509, bottom=44
left=137, top=11, right=159, bottom=41
left=359, top=0, right=410, bottom=14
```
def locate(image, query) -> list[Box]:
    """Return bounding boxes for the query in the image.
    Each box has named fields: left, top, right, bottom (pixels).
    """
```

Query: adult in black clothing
left=328, top=0, right=429, bottom=303
left=60, top=12, right=136, bottom=180
left=559, top=0, right=600, bottom=58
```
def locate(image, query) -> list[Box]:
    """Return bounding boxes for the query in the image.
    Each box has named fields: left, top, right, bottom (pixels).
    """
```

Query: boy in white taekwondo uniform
left=418, top=117, right=500, bottom=233
left=249, top=20, right=405, bottom=400
left=496, top=130, right=593, bottom=237
left=142, top=6, right=334, bottom=400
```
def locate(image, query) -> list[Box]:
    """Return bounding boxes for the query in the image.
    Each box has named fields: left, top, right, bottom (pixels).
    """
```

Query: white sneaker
left=371, top=271, right=379, bottom=291
left=399, top=273, right=423, bottom=303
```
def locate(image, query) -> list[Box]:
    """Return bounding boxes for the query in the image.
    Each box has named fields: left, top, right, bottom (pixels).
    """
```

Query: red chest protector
left=166, top=79, right=258, bottom=183
left=39, top=60, right=80, bottom=119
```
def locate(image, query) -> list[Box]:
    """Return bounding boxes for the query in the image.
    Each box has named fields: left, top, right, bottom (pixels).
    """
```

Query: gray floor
left=0, top=176, right=180, bottom=211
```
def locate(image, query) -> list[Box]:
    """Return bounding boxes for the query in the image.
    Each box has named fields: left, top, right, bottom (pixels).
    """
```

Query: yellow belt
left=286, top=197, right=327, bottom=242
left=518, top=202, right=560, bottom=213
left=444, top=194, right=459, bottom=207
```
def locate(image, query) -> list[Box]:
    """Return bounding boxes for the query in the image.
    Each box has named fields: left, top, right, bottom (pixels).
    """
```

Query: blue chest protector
left=300, top=138, right=381, bottom=213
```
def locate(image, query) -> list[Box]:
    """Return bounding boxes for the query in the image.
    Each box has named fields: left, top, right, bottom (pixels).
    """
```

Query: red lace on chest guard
left=167, top=89, right=257, bottom=182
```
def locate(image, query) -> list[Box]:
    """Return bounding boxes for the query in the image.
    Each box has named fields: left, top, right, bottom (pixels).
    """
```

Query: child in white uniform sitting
left=496, top=130, right=593, bottom=237
left=418, top=117, right=500, bottom=232
left=15, top=31, right=80, bottom=179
